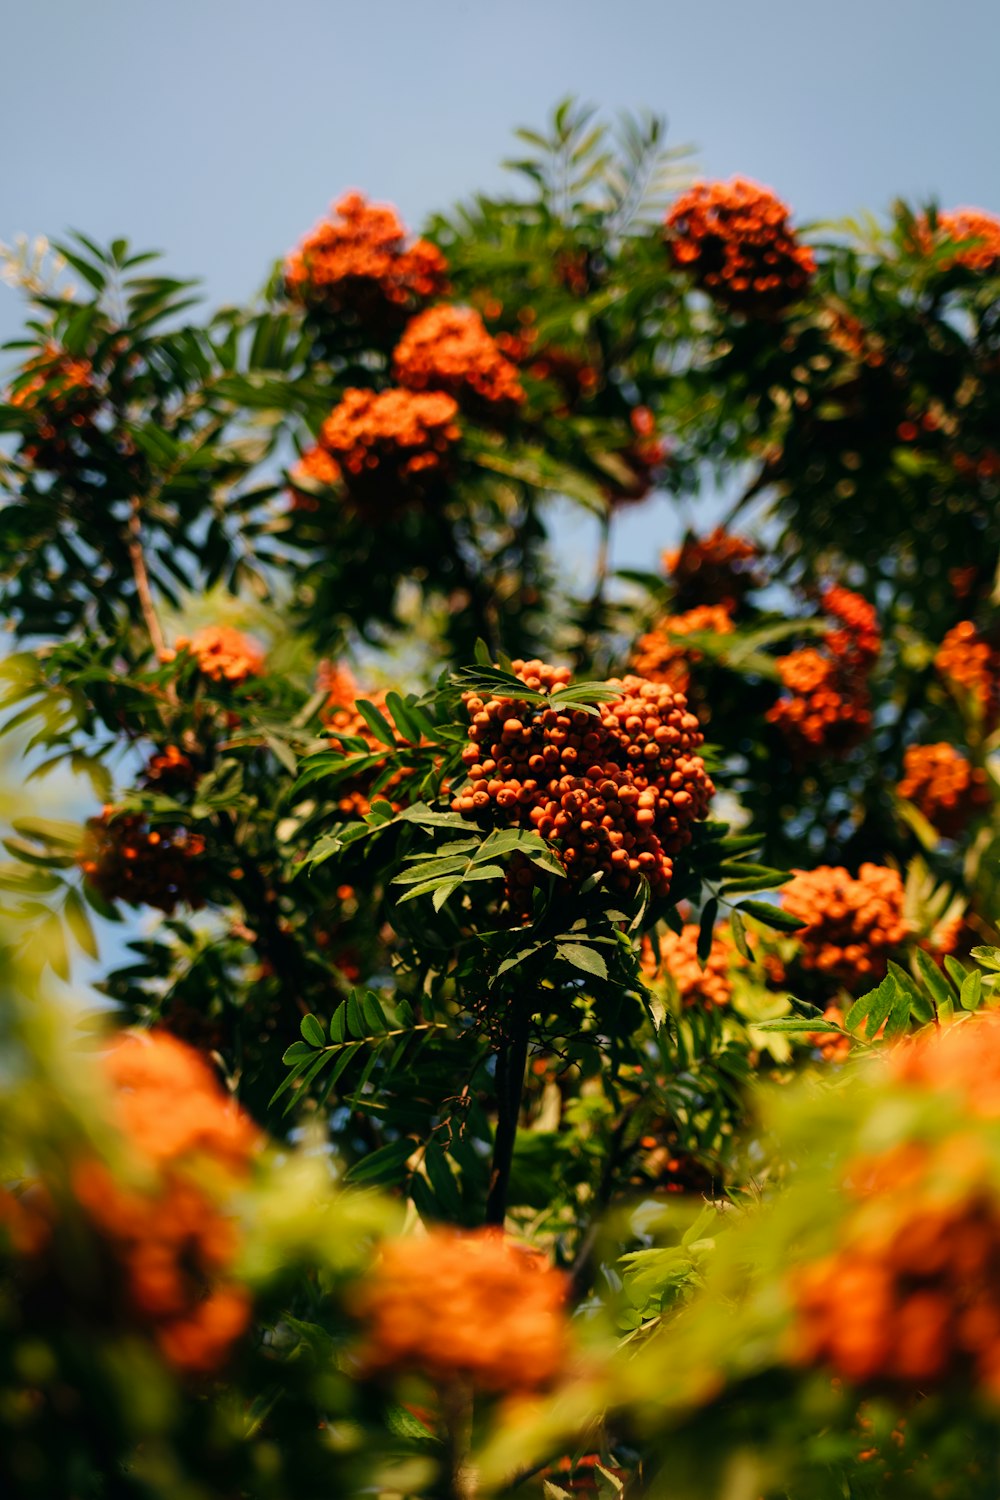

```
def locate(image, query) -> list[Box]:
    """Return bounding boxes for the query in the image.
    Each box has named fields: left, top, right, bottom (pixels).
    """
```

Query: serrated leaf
left=556, top=942, right=608, bottom=980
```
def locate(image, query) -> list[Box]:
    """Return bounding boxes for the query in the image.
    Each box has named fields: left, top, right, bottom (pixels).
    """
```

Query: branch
left=485, top=999, right=530, bottom=1227
left=127, top=496, right=167, bottom=659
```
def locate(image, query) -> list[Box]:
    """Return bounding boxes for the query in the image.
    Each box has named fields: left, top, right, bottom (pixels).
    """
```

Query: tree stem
left=485, top=1000, right=530, bottom=1227
left=127, top=497, right=167, bottom=660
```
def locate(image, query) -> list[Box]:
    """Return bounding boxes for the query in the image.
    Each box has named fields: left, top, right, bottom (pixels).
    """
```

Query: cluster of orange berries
left=935, top=621, right=1000, bottom=728
left=284, top=191, right=448, bottom=327
left=2, top=1035, right=258, bottom=1376
left=311, top=387, right=462, bottom=507
left=172, top=625, right=266, bottom=686
left=665, top=178, right=816, bottom=316
left=392, top=304, right=525, bottom=412
left=898, top=742, right=990, bottom=838
left=920, top=208, right=1000, bottom=273
left=144, top=743, right=198, bottom=791
left=319, top=661, right=414, bottom=817
left=782, top=863, right=907, bottom=986
left=793, top=1140, right=1000, bottom=1392
left=79, top=808, right=206, bottom=914
left=7, top=343, right=98, bottom=469
left=889, top=1011, right=1000, bottom=1115
left=641, top=922, right=734, bottom=1009
left=603, top=406, right=668, bottom=506
left=452, top=660, right=714, bottom=907
left=663, top=527, right=760, bottom=610
left=767, top=587, right=881, bottom=758
left=632, top=603, right=735, bottom=698
left=74, top=1033, right=257, bottom=1374
left=351, top=1227, right=566, bottom=1393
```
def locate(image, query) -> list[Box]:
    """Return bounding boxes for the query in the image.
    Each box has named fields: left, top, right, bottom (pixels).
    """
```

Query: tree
left=2, top=99, right=1000, bottom=1498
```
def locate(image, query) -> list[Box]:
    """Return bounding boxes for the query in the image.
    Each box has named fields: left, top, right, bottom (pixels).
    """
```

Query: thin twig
left=127, top=496, right=167, bottom=659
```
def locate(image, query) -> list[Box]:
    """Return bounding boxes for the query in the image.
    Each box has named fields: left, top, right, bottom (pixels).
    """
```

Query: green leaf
left=344, top=1137, right=416, bottom=1185
left=729, top=908, right=753, bottom=960
left=886, top=960, right=934, bottom=1024
left=912, top=947, right=956, bottom=1010
left=63, top=886, right=98, bottom=960
left=282, top=1040, right=315, bottom=1064
left=971, top=946, right=1000, bottom=973
left=300, top=1014, right=326, bottom=1047
left=960, top=969, right=983, bottom=1011
left=556, top=942, right=608, bottom=980
left=697, top=899, right=719, bottom=964
left=354, top=698, right=396, bottom=749
left=735, top=899, right=804, bottom=932
left=755, top=1017, right=841, bottom=1034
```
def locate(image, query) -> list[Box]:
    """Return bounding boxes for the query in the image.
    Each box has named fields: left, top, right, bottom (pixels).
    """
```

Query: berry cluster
left=768, top=588, right=881, bottom=759
left=319, top=661, right=415, bottom=817
left=898, top=742, right=990, bottom=837
left=174, top=625, right=266, bottom=685
left=317, top=387, right=461, bottom=507
left=452, top=660, right=714, bottom=904
left=935, top=621, right=1000, bottom=728
left=632, top=604, right=735, bottom=697
left=663, top=527, right=760, bottom=610
left=792, top=1136, right=1000, bottom=1393
left=78, top=808, right=206, bottom=914
left=665, top=178, right=815, bottom=316
left=392, top=304, right=525, bottom=413
left=603, top=406, right=667, bottom=506
left=890, top=1011, right=1000, bottom=1116
left=920, top=207, right=1000, bottom=273
left=68, top=1034, right=257, bottom=1374
left=284, top=191, right=448, bottom=328
left=6, top=343, right=98, bottom=469
left=143, top=744, right=197, bottom=791
left=351, top=1227, right=566, bottom=1393
left=641, top=921, right=734, bottom=1009
left=782, top=863, right=908, bottom=986
left=288, top=443, right=342, bottom=509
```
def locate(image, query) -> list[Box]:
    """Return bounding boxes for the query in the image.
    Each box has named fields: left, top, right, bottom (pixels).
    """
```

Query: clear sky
left=3, top=0, right=998, bottom=343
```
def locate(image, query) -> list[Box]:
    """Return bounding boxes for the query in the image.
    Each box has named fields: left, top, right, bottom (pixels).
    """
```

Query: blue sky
left=3, top=0, right=997, bottom=342
left=5, top=0, right=997, bottom=569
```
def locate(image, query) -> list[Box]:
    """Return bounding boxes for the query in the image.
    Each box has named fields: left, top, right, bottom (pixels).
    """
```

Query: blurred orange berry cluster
left=632, top=603, right=734, bottom=698
left=351, top=1227, right=566, bottom=1393
left=919, top=207, right=1000, bottom=273
left=793, top=1138, right=1000, bottom=1392
left=641, top=922, right=734, bottom=1009
left=6, top=342, right=98, bottom=469
left=604, top=406, right=668, bottom=506
left=284, top=191, right=448, bottom=327
left=174, top=625, right=266, bottom=685
left=663, top=527, right=760, bottom=611
left=316, top=387, right=461, bottom=506
left=890, top=1012, right=1000, bottom=1116
left=782, top=863, right=907, bottom=986
left=453, top=660, right=714, bottom=906
left=665, top=178, right=815, bottom=316
left=79, top=808, right=206, bottom=914
left=898, top=742, right=990, bottom=838
left=767, top=587, right=881, bottom=759
left=319, top=661, right=415, bottom=817
left=935, top=621, right=1000, bottom=728
left=392, top=304, right=525, bottom=413
left=3, top=1035, right=258, bottom=1376
left=143, top=743, right=198, bottom=791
